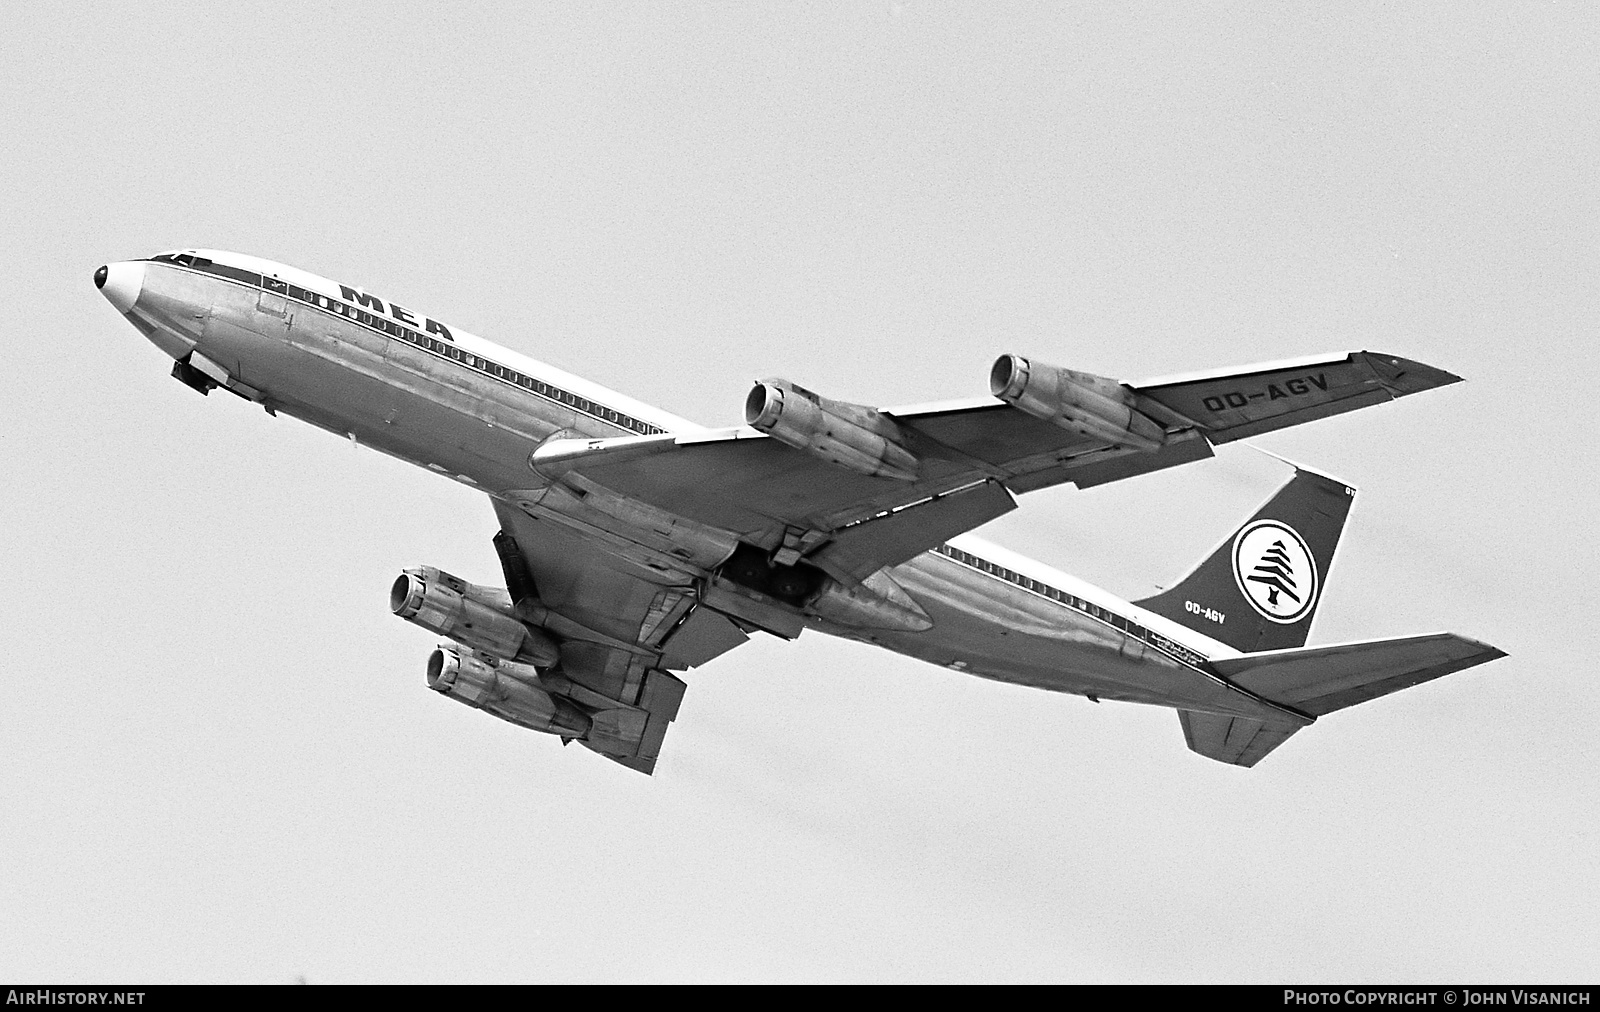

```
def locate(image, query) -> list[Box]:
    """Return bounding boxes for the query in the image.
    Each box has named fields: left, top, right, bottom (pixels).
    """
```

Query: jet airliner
left=95, top=251, right=1504, bottom=773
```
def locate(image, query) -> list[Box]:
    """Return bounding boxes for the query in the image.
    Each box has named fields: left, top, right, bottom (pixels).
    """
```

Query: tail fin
left=1136, top=466, right=1355, bottom=653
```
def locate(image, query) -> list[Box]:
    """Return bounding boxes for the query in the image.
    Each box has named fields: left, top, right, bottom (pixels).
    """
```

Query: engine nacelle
left=391, top=567, right=560, bottom=666
left=990, top=355, right=1166, bottom=452
left=745, top=379, right=920, bottom=481
left=427, top=643, right=591, bottom=738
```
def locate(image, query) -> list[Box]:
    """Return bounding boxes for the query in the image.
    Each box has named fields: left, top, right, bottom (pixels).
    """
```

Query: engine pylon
left=990, top=354, right=1166, bottom=451
left=392, top=567, right=560, bottom=666
left=427, top=643, right=591, bottom=738
left=745, top=379, right=920, bottom=481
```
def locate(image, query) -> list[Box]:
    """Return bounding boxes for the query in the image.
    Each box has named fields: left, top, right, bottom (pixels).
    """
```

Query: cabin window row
left=385, top=322, right=663, bottom=434
left=310, top=296, right=662, bottom=434
left=296, top=292, right=663, bottom=434
left=934, top=545, right=1204, bottom=667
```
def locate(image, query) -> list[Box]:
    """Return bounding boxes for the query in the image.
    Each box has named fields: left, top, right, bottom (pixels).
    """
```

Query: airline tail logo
left=1232, top=520, right=1319, bottom=624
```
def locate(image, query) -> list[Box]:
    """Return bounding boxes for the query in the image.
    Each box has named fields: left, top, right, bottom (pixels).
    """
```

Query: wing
left=1128, top=350, right=1461, bottom=444
left=490, top=497, right=751, bottom=774
left=527, top=351, right=1457, bottom=583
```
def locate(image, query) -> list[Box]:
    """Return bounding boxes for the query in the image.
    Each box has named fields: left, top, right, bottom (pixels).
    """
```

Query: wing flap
left=660, top=606, right=749, bottom=670
left=1006, top=430, right=1215, bottom=492
left=810, top=479, right=1017, bottom=585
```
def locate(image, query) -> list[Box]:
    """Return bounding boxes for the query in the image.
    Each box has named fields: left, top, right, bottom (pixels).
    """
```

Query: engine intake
left=990, top=355, right=1166, bottom=452
left=391, top=567, right=559, bottom=666
left=745, top=379, right=919, bottom=481
left=428, top=643, right=591, bottom=738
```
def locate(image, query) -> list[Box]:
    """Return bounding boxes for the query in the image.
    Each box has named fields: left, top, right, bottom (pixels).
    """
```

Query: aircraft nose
left=95, top=260, right=145, bottom=313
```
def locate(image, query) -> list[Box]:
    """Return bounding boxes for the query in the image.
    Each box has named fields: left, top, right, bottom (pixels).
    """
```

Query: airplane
left=94, top=250, right=1505, bottom=774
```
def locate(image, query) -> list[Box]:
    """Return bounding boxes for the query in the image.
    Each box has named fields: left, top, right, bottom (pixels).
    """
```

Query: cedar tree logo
left=1231, top=520, right=1318, bottom=624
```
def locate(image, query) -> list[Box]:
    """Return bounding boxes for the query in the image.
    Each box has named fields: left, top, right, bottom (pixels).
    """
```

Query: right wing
left=526, top=351, right=1459, bottom=583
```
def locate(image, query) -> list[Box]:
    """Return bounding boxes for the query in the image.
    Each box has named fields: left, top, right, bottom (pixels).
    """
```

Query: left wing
left=490, top=498, right=750, bottom=773
left=527, top=350, right=1458, bottom=583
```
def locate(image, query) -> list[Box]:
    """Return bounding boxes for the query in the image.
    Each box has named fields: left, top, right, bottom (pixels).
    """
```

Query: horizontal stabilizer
left=1181, top=633, right=1504, bottom=767
left=1211, top=632, right=1505, bottom=716
left=1179, top=711, right=1303, bottom=767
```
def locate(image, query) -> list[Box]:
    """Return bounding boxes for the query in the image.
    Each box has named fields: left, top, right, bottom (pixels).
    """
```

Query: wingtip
left=1360, top=352, right=1465, bottom=395
left=1455, top=636, right=1508, bottom=666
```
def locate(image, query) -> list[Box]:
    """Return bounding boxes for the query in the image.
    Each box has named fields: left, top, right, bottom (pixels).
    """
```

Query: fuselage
left=98, top=249, right=1286, bottom=723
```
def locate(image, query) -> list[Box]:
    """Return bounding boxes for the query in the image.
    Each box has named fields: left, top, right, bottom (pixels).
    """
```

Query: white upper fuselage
left=100, top=249, right=1286, bottom=721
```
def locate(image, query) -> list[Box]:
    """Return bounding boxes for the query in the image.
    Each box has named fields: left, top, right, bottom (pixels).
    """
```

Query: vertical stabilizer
left=1136, top=467, right=1355, bottom=653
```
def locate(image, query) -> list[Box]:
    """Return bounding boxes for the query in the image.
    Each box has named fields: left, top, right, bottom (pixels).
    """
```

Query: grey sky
left=2, top=3, right=1596, bottom=982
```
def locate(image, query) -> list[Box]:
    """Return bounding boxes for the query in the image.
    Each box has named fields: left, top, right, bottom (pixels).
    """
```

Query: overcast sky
left=3, top=3, right=1596, bottom=983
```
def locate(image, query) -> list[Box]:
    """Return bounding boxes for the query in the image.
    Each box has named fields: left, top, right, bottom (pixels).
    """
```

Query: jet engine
left=990, top=355, right=1167, bottom=452
left=391, top=567, right=560, bottom=666
left=427, top=643, right=591, bottom=738
left=745, top=379, right=919, bottom=481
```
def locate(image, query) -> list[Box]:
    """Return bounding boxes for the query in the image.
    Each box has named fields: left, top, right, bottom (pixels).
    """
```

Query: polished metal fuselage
left=116, top=252, right=1280, bottom=723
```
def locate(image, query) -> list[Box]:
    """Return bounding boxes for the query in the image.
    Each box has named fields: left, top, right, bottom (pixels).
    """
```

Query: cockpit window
left=148, top=250, right=214, bottom=268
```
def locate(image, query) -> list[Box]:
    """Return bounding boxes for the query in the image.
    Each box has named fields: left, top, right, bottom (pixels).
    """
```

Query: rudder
left=1137, top=466, right=1356, bottom=653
